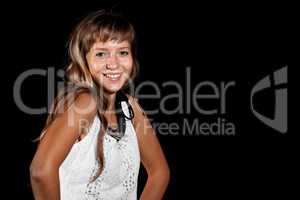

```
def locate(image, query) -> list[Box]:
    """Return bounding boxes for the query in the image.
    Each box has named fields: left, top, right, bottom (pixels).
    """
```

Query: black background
left=4, top=1, right=297, bottom=199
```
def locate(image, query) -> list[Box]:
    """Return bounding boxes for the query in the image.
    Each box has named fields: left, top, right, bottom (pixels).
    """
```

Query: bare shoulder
left=126, top=95, right=152, bottom=136
left=70, top=92, right=98, bottom=118
left=126, top=94, right=138, bottom=104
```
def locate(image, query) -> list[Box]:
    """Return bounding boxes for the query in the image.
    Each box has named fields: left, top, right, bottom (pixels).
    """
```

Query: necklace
left=107, top=126, right=122, bottom=141
left=107, top=125, right=118, bottom=132
left=106, top=112, right=122, bottom=140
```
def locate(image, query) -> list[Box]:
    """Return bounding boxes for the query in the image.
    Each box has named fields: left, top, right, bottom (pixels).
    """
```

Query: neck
left=107, top=93, right=116, bottom=112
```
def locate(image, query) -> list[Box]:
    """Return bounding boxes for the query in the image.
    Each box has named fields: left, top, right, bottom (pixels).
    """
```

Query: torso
left=59, top=102, right=140, bottom=200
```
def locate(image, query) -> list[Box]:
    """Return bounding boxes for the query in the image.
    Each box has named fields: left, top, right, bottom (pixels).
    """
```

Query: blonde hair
left=39, top=10, right=139, bottom=180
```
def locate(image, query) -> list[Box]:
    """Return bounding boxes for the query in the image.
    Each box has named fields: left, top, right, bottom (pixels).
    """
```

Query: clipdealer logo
left=13, top=66, right=288, bottom=136
left=250, top=66, right=288, bottom=133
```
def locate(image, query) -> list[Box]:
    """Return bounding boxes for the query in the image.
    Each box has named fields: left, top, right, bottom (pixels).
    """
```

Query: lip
left=102, top=72, right=122, bottom=81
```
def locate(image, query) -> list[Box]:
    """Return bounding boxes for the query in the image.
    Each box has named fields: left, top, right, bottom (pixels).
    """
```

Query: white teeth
left=104, top=73, right=121, bottom=79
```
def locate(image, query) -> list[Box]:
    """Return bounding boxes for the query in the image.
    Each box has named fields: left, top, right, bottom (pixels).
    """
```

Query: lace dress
left=59, top=102, right=141, bottom=200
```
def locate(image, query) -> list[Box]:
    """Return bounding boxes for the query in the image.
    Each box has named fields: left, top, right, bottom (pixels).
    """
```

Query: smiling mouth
left=103, top=73, right=122, bottom=81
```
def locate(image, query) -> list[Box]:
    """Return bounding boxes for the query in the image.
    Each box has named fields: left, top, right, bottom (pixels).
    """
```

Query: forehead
left=91, top=40, right=130, bottom=50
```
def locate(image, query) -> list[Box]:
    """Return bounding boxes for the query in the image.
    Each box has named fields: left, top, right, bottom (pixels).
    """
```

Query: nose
left=106, top=54, right=118, bottom=70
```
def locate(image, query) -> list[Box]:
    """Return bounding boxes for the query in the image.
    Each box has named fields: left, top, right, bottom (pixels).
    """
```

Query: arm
left=129, top=97, right=170, bottom=200
left=30, top=93, right=97, bottom=200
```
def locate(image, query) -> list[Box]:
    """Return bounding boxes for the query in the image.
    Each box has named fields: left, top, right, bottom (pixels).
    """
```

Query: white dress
left=59, top=102, right=141, bottom=200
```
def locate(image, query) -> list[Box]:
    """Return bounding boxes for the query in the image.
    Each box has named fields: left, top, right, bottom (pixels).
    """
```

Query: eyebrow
left=94, top=46, right=130, bottom=51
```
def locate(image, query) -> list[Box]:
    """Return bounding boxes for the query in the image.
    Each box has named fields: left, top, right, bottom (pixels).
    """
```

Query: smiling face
left=86, top=40, right=133, bottom=94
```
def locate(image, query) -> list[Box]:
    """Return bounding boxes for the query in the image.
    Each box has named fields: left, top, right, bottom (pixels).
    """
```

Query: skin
left=86, top=40, right=133, bottom=97
left=30, top=40, right=170, bottom=200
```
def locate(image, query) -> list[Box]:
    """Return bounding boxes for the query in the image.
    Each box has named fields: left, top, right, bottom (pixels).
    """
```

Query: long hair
left=38, top=10, right=139, bottom=180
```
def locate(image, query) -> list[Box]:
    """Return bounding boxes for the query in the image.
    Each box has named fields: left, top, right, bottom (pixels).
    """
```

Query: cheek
left=90, top=64, right=101, bottom=73
left=88, top=65, right=98, bottom=79
left=121, top=57, right=133, bottom=73
left=88, top=59, right=104, bottom=74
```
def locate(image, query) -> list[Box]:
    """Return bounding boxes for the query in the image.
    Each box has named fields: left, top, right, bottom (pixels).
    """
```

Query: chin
left=102, top=82, right=125, bottom=94
left=104, top=87, right=121, bottom=94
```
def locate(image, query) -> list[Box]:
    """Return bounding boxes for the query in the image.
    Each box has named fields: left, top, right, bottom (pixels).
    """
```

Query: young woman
left=30, top=10, right=170, bottom=200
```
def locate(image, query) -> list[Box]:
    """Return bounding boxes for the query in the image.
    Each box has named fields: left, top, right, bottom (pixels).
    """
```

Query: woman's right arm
left=30, top=93, right=97, bottom=200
